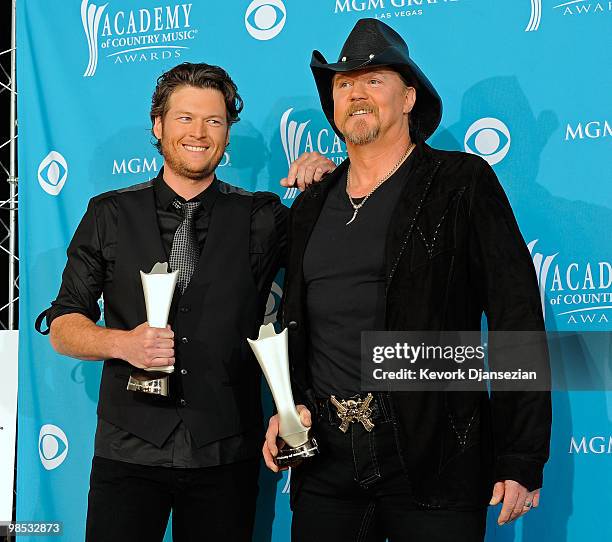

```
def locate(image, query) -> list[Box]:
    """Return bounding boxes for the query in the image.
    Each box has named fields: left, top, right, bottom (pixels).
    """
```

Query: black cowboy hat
left=310, top=18, right=442, bottom=142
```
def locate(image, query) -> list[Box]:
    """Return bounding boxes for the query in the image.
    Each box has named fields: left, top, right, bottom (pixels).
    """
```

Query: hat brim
left=310, top=48, right=442, bottom=142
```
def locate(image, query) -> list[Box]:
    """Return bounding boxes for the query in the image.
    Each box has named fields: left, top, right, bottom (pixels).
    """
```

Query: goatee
left=344, top=122, right=380, bottom=145
left=341, top=102, right=380, bottom=145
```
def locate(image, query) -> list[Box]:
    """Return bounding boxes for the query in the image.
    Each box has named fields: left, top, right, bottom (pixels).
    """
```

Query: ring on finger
left=523, top=501, right=533, bottom=509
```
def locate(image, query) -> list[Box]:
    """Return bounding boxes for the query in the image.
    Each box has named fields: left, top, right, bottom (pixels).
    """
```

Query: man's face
left=153, top=85, right=229, bottom=181
left=332, top=68, right=415, bottom=145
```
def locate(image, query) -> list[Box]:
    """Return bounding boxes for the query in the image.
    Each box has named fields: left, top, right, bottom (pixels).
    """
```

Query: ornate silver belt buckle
left=330, top=393, right=375, bottom=433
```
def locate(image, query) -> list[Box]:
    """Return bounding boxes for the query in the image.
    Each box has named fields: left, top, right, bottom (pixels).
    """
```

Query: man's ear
left=403, top=87, right=416, bottom=115
left=153, top=116, right=163, bottom=140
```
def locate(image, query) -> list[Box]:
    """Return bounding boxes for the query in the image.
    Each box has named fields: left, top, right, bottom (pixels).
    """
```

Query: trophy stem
left=140, top=269, right=178, bottom=374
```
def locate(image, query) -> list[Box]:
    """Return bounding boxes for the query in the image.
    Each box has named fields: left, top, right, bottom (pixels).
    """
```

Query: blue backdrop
left=17, top=1, right=611, bottom=540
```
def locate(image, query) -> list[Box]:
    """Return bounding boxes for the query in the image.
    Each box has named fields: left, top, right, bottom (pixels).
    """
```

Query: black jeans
left=85, top=455, right=259, bottom=542
left=291, top=394, right=487, bottom=542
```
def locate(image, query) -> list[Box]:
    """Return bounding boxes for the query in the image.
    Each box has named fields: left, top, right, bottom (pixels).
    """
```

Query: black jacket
left=281, top=142, right=552, bottom=509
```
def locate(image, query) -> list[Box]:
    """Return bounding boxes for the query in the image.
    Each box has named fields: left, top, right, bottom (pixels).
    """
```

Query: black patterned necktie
left=169, top=199, right=201, bottom=294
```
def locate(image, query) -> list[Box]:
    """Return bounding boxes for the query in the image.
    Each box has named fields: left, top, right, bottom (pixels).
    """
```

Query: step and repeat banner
left=16, top=1, right=611, bottom=540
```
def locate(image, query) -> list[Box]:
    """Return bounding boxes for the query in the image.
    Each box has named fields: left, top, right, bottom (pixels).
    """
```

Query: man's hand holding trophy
left=126, top=262, right=178, bottom=396
left=248, top=323, right=319, bottom=470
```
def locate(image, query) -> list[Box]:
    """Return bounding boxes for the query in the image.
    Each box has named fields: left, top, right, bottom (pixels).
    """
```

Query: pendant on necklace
left=346, top=208, right=358, bottom=226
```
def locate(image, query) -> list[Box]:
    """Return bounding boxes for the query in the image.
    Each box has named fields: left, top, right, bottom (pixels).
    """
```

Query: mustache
left=344, top=102, right=379, bottom=121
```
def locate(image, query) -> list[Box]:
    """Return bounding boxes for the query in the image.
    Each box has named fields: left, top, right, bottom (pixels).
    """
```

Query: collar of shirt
left=153, top=166, right=220, bottom=215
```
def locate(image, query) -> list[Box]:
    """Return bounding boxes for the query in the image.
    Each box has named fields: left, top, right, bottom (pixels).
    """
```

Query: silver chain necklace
left=345, top=143, right=416, bottom=226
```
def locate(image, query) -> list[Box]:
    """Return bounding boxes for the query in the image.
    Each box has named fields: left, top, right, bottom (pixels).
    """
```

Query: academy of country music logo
left=525, top=0, right=543, bottom=30
left=529, top=240, right=611, bottom=326
left=111, top=152, right=230, bottom=177
left=245, top=0, right=287, bottom=40
left=279, top=108, right=347, bottom=200
left=565, top=120, right=611, bottom=141
left=525, top=0, right=611, bottom=32
left=38, top=151, right=68, bottom=196
left=81, top=0, right=198, bottom=77
left=39, top=424, right=69, bottom=470
left=464, top=118, right=511, bottom=166
left=333, top=0, right=460, bottom=20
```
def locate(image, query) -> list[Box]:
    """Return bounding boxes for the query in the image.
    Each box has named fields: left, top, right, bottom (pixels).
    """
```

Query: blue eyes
left=178, top=118, right=222, bottom=125
left=338, top=79, right=381, bottom=89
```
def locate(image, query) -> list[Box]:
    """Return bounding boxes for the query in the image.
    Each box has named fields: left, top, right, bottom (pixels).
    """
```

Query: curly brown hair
left=150, top=62, right=243, bottom=153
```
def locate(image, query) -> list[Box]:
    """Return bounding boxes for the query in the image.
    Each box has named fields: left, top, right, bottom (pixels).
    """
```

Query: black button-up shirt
left=47, top=169, right=288, bottom=468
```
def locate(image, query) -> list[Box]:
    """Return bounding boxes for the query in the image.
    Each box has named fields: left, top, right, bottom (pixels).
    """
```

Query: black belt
left=315, top=392, right=393, bottom=432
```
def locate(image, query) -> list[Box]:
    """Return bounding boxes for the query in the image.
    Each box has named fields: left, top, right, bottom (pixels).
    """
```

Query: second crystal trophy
left=248, top=323, right=319, bottom=467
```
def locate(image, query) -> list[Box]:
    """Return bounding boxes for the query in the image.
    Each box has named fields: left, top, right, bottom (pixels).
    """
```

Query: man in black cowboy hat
left=263, top=18, right=551, bottom=541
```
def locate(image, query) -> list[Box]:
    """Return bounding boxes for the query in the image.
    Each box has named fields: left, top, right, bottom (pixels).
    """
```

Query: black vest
left=98, top=183, right=264, bottom=447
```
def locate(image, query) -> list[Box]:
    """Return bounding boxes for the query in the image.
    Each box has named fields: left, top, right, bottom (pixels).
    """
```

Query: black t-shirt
left=303, top=154, right=414, bottom=398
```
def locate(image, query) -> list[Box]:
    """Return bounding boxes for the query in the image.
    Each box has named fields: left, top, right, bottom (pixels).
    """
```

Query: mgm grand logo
left=333, top=0, right=461, bottom=20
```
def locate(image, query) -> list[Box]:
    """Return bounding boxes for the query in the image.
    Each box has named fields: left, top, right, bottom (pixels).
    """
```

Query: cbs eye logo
left=39, top=424, right=69, bottom=470
left=245, top=0, right=286, bottom=41
left=464, top=118, right=511, bottom=166
left=38, top=151, right=68, bottom=196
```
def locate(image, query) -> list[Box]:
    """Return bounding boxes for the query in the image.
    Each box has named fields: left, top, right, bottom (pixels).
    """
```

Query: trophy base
left=126, top=370, right=170, bottom=396
left=275, top=437, right=319, bottom=468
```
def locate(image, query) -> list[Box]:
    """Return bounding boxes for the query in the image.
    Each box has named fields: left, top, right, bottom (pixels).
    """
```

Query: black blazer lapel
left=291, top=159, right=349, bottom=260
left=281, top=160, right=347, bottom=332
left=385, top=143, right=442, bottom=288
